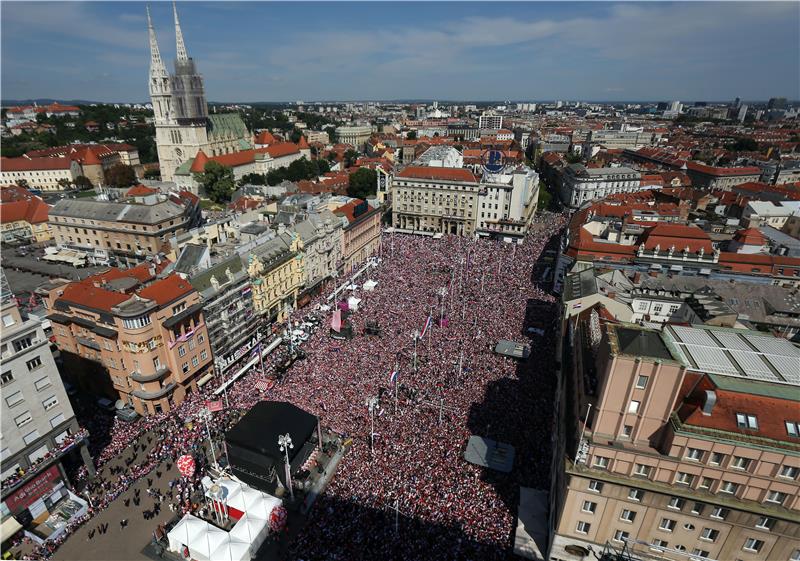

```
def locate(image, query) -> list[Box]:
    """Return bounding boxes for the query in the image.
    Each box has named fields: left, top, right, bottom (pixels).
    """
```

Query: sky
left=2, top=1, right=799, bottom=103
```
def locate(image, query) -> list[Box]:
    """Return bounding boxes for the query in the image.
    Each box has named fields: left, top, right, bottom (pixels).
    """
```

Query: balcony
left=130, top=365, right=171, bottom=383
left=132, top=382, right=176, bottom=400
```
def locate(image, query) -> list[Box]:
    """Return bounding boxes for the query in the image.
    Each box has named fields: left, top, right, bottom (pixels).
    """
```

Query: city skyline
left=2, top=1, right=799, bottom=103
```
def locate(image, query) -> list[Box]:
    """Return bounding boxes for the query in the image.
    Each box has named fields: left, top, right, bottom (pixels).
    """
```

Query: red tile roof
left=733, top=228, right=767, bottom=246
left=685, top=161, right=761, bottom=176
left=642, top=223, right=713, bottom=253
left=81, top=147, right=101, bottom=166
left=260, top=142, right=300, bottom=158
left=0, top=156, right=73, bottom=171
left=396, top=166, right=477, bottom=183
left=190, top=150, right=210, bottom=173
left=298, top=135, right=310, bottom=149
left=254, top=131, right=275, bottom=145
left=137, top=274, right=194, bottom=306
left=0, top=189, right=50, bottom=225
left=125, top=184, right=158, bottom=197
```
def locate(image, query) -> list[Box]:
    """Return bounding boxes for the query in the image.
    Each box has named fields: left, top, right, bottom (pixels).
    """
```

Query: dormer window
left=786, top=421, right=799, bottom=437
left=735, top=413, right=758, bottom=430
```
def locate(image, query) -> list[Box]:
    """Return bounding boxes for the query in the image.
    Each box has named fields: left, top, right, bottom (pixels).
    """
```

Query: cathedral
left=147, top=4, right=252, bottom=181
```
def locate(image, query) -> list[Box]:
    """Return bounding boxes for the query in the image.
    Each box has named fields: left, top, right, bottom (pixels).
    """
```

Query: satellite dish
left=115, top=399, right=125, bottom=410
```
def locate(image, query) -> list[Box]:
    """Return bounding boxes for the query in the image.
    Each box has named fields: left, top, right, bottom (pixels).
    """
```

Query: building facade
left=147, top=5, right=252, bottom=181
left=685, top=162, right=762, bottom=190
left=1, top=298, right=95, bottom=529
left=334, top=199, right=382, bottom=273
left=245, top=232, right=305, bottom=323
left=0, top=186, right=52, bottom=243
left=551, top=319, right=800, bottom=561
left=0, top=157, right=81, bottom=192
left=293, top=209, right=344, bottom=293
left=41, top=266, right=213, bottom=416
left=335, top=126, right=372, bottom=149
left=559, top=164, right=643, bottom=209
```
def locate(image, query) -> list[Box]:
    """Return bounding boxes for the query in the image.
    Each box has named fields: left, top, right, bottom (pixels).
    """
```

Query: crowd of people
left=14, top=212, right=566, bottom=560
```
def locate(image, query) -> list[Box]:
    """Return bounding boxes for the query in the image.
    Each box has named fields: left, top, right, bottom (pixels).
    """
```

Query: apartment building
left=293, top=209, right=344, bottom=293
left=0, top=157, right=81, bottom=192
left=559, top=164, right=643, bottom=209
left=1, top=297, right=96, bottom=536
left=245, top=232, right=304, bottom=323
left=40, top=265, right=213, bottom=416
left=48, top=192, right=201, bottom=266
left=685, top=162, right=762, bottom=190
left=0, top=185, right=52, bottom=243
left=476, top=169, right=540, bottom=242
left=478, top=112, right=503, bottom=130
left=334, top=199, right=382, bottom=273
left=551, top=320, right=800, bottom=561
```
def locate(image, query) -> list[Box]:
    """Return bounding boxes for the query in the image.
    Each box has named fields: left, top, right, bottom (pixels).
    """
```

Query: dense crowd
left=15, top=212, right=566, bottom=560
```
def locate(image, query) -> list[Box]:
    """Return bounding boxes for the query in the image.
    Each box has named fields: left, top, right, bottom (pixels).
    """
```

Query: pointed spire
left=147, top=5, right=168, bottom=79
left=173, top=1, right=188, bottom=61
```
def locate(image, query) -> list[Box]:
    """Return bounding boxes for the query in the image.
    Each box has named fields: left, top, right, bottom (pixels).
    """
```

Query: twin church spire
left=147, top=2, right=191, bottom=80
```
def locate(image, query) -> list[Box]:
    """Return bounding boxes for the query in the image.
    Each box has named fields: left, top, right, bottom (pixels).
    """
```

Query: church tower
left=147, top=6, right=173, bottom=126
left=170, top=2, right=208, bottom=122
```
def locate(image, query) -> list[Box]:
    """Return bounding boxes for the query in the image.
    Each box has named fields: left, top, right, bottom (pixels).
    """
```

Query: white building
left=742, top=200, right=800, bottom=229
left=478, top=112, right=503, bottom=130
left=476, top=168, right=540, bottom=242
left=414, top=146, right=463, bottom=168
left=335, top=125, right=372, bottom=148
left=559, top=164, right=642, bottom=208
left=0, top=157, right=81, bottom=192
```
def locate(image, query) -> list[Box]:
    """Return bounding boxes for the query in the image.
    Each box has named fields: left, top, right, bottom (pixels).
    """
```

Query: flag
left=389, top=370, right=398, bottom=384
left=331, top=309, right=342, bottom=333
left=420, top=314, right=432, bottom=338
left=205, top=400, right=223, bottom=412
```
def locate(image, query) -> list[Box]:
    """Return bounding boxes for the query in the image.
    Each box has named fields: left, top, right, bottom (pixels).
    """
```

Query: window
left=765, top=491, right=786, bottom=505
left=178, top=346, right=186, bottom=357
left=659, top=518, right=676, bottom=532
left=675, top=473, right=694, bottom=486
left=635, top=375, right=649, bottom=389
left=13, top=336, right=33, bottom=352
left=686, top=448, right=703, bottom=461
left=42, top=395, right=58, bottom=410
left=620, top=509, right=636, bottom=523
left=5, top=390, right=23, bottom=407
left=34, top=377, right=51, bottom=391
left=691, top=549, right=709, bottom=559
left=198, top=334, right=205, bottom=344
left=691, top=502, right=705, bottom=515
left=581, top=500, right=596, bottom=514
left=743, top=538, right=763, bottom=553
left=731, top=456, right=752, bottom=470
left=755, top=517, right=775, bottom=531
left=628, top=489, right=644, bottom=501
left=593, top=456, right=609, bottom=469
left=588, top=480, right=603, bottom=493
left=628, top=400, right=640, bottom=414
left=710, top=452, right=725, bottom=465
left=668, top=497, right=685, bottom=510
left=2, top=313, right=15, bottom=327
left=191, top=356, right=199, bottom=367
left=1, top=371, right=14, bottom=385
left=182, top=362, right=189, bottom=374
left=15, top=411, right=33, bottom=428
left=200, top=350, right=207, bottom=361
left=576, top=521, right=590, bottom=534
left=123, top=315, right=151, bottom=329
left=651, top=539, right=668, bottom=551
left=23, top=430, right=40, bottom=445
left=188, top=339, right=196, bottom=351
left=786, top=421, right=799, bottom=437
left=719, top=481, right=738, bottom=495
left=26, top=356, right=42, bottom=371
left=172, top=303, right=186, bottom=314
left=622, top=425, right=632, bottom=438
left=779, top=465, right=798, bottom=479
left=613, top=530, right=629, bottom=543
left=710, top=507, right=728, bottom=520
left=653, top=304, right=663, bottom=314
left=700, top=528, right=719, bottom=542
left=50, top=412, right=66, bottom=427
left=790, top=549, right=800, bottom=561
left=634, top=464, right=651, bottom=477
left=736, top=413, right=758, bottom=430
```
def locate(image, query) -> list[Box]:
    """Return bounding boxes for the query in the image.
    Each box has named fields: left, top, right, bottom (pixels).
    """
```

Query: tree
left=194, top=161, right=234, bottom=203
left=344, top=149, right=358, bottom=168
left=74, top=175, right=93, bottom=190
left=289, top=129, right=302, bottom=144
left=347, top=167, right=377, bottom=200
left=57, top=178, right=72, bottom=190
left=538, top=188, right=553, bottom=211
left=729, top=138, right=758, bottom=152
left=406, top=130, right=417, bottom=140
left=566, top=152, right=582, bottom=164
left=143, top=168, right=161, bottom=180
left=327, top=129, right=336, bottom=143
left=105, top=164, right=136, bottom=188
left=287, top=158, right=311, bottom=182
left=239, top=172, right=266, bottom=186
left=316, top=158, right=331, bottom=175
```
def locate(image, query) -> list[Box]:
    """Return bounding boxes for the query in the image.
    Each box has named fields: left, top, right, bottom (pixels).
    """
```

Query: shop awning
left=197, top=373, right=214, bottom=387
left=1, top=517, right=23, bottom=543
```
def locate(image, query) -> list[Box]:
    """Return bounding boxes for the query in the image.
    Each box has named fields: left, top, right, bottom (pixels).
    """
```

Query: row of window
left=13, top=396, right=59, bottom=428
left=684, top=448, right=798, bottom=479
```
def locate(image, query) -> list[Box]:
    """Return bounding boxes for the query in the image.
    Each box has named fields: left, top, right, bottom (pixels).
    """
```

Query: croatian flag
left=331, top=309, right=342, bottom=333
left=420, top=315, right=432, bottom=338
left=389, top=370, right=398, bottom=385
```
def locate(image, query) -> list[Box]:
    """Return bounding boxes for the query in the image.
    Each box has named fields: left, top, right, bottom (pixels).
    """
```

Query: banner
left=205, top=400, right=223, bottom=412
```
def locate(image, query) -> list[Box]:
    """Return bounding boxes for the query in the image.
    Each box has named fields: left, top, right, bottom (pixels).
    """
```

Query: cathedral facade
left=147, top=4, right=252, bottom=182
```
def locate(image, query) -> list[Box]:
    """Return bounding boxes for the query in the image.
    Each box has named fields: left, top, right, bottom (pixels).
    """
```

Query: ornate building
left=147, top=4, right=252, bottom=182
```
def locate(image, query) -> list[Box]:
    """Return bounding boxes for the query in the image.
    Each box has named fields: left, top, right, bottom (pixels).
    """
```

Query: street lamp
left=196, top=407, right=218, bottom=469
left=412, top=329, right=421, bottom=372
left=278, top=433, right=294, bottom=500
left=366, top=396, right=379, bottom=453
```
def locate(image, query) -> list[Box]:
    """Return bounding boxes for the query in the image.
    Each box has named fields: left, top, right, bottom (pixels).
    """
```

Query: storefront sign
left=219, top=335, right=262, bottom=372
left=4, top=465, right=61, bottom=514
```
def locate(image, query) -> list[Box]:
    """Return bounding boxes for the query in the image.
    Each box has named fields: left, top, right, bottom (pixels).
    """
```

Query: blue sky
left=2, top=1, right=798, bottom=103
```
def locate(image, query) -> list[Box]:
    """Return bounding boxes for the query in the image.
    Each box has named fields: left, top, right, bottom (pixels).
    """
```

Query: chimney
left=701, top=390, right=717, bottom=416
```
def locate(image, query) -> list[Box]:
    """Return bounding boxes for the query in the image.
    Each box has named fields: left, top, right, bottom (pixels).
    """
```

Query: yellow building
left=247, top=232, right=305, bottom=323
left=0, top=186, right=52, bottom=243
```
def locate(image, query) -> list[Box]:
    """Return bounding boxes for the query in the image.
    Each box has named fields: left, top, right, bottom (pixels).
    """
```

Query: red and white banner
left=205, top=400, right=223, bottom=412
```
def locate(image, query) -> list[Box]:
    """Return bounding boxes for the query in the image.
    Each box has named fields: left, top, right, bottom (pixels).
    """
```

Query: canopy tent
left=211, top=538, right=251, bottom=561
left=167, top=515, right=207, bottom=554
left=362, top=279, right=378, bottom=292
left=203, top=477, right=281, bottom=521
left=347, top=296, right=362, bottom=311
left=1, top=516, right=23, bottom=543
left=229, top=515, right=268, bottom=555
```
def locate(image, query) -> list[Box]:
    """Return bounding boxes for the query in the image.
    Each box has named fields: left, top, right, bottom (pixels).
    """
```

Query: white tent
left=211, top=538, right=251, bottom=561
left=347, top=296, right=362, bottom=311
left=229, top=515, right=268, bottom=555
left=167, top=515, right=207, bottom=554
left=362, top=279, right=378, bottom=291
